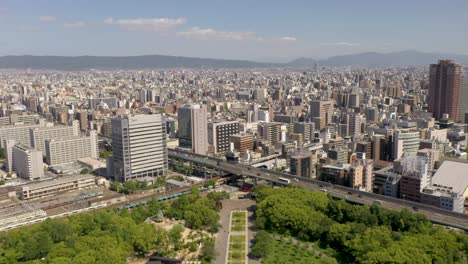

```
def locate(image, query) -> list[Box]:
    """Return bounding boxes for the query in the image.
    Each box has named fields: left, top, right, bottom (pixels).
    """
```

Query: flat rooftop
left=21, top=174, right=96, bottom=190
left=322, top=163, right=352, bottom=170
left=432, top=161, right=468, bottom=194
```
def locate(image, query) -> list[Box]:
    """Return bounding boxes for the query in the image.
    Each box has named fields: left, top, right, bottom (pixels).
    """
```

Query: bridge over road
left=168, top=148, right=468, bottom=231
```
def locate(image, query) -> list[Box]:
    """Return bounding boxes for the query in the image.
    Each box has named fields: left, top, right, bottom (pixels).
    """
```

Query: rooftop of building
left=12, top=144, right=36, bottom=152
left=21, top=174, right=96, bottom=190
left=322, top=163, right=352, bottom=170
left=290, top=152, right=313, bottom=159
left=30, top=124, right=72, bottom=131
left=46, top=135, right=90, bottom=143
left=431, top=161, right=468, bottom=194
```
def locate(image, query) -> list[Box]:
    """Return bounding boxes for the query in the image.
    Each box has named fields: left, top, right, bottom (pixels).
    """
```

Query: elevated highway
left=168, top=148, right=468, bottom=231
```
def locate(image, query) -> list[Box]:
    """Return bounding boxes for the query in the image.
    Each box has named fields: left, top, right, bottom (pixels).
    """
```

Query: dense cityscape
left=1, top=1, right=468, bottom=264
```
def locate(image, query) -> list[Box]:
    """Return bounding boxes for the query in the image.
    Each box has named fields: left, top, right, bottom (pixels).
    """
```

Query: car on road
left=320, top=188, right=328, bottom=192
left=412, top=206, right=419, bottom=211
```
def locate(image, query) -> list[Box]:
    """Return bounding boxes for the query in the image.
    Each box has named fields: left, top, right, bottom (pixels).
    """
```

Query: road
left=169, top=148, right=468, bottom=231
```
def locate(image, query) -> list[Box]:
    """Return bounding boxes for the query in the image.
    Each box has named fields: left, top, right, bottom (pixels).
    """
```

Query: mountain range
left=290, top=50, right=468, bottom=67
left=0, top=50, right=467, bottom=70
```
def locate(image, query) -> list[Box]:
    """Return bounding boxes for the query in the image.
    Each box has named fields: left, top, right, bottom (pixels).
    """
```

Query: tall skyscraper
left=110, top=114, right=168, bottom=182
left=177, top=104, right=208, bottom=155
left=310, top=100, right=334, bottom=129
left=428, top=60, right=462, bottom=121
left=459, top=73, right=468, bottom=120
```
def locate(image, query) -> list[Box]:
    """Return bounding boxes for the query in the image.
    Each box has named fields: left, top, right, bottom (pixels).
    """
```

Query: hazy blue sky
left=1, top=0, right=467, bottom=62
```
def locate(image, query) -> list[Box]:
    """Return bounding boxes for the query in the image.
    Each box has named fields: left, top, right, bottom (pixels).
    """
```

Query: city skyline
left=1, top=0, right=468, bottom=62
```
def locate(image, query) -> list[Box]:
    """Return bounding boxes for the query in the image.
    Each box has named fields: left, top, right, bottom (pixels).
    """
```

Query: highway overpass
left=168, top=148, right=468, bottom=231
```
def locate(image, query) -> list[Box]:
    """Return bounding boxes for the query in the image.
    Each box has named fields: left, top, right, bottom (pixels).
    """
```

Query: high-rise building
left=365, top=107, right=378, bottom=123
left=393, top=129, right=420, bottom=159
left=110, top=114, right=168, bottom=182
left=45, top=130, right=99, bottom=166
left=428, top=60, right=462, bottom=121
left=229, top=133, right=254, bottom=154
left=208, top=120, right=240, bottom=154
left=459, top=76, right=468, bottom=120
left=310, top=100, right=334, bottom=129
left=342, top=111, right=361, bottom=137
left=356, top=141, right=373, bottom=159
left=12, top=144, right=44, bottom=180
left=177, top=104, right=208, bottom=155
left=328, top=147, right=348, bottom=163
left=257, top=122, right=282, bottom=145
left=75, top=111, right=88, bottom=131
left=30, top=120, right=80, bottom=155
left=290, top=152, right=315, bottom=178
left=293, top=122, right=315, bottom=143
left=0, top=123, right=42, bottom=148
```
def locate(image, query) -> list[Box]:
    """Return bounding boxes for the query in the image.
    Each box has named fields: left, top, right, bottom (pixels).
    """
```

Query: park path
left=214, top=199, right=260, bottom=264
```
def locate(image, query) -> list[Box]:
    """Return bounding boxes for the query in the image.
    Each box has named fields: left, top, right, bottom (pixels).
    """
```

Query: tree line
left=252, top=186, right=468, bottom=263
left=0, top=186, right=228, bottom=263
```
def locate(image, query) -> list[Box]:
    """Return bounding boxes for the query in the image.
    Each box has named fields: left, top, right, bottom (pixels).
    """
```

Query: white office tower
left=30, top=120, right=80, bottom=154
left=177, top=104, right=208, bottom=155
left=45, top=130, right=99, bottom=166
left=110, top=114, right=168, bottom=182
left=393, top=129, right=420, bottom=159
left=12, top=144, right=44, bottom=180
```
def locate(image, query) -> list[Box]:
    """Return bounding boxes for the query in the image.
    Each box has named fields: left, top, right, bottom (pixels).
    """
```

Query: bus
left=278, top=177, right=290, bottom=185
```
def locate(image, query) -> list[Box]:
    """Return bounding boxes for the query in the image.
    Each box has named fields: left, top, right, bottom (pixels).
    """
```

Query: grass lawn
left=232, top=211, right=246, bottom=218
left=229, top=235, right=246, bottom=243
left=261, top=237, right=324, bottom=264
left=228, top=251, right=246, bottom=261
left=229, top=242, right=245, bottom=250
left=231, top=224, right=246, bottom=232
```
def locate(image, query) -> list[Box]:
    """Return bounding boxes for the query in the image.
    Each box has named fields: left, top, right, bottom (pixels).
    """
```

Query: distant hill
left=290, top=50, right=468, bottom=67
left=1, top=51, right=467, bottom=70
left=287, top=57, right=317, bottom=67
left=0, top=55, right=273, bottom=70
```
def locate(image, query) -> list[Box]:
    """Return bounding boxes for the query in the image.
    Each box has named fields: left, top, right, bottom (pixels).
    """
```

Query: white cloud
left=104, top=17, right=186, bottom=31
left=177, top=27, right=256, bottom=40
left=39, top=16, right=56, bottom=22
left=281, top=36, right=297, bottom=41
left=320, top=42, right=360, bottom=47
left=64, top=21, right=85, bottom=29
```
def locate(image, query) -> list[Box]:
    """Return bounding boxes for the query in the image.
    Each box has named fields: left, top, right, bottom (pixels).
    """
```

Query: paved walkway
left=214, top=199, right=259, bottom=264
